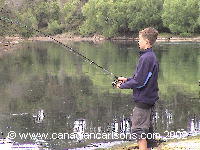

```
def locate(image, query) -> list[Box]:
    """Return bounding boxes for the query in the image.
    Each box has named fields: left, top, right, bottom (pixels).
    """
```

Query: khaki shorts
left=130, top=106, right=155, bottom=148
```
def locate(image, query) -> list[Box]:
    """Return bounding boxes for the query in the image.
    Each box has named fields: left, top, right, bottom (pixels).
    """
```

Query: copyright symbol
left=7, top=131, right=16, bottom=139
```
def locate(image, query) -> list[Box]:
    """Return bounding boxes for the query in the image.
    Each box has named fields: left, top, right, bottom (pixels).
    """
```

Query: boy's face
left=138, top=34, right=150, bottom=50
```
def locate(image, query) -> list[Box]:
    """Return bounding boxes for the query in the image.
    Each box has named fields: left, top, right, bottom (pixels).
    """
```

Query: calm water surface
left=0, top=41, right=199, bottom=149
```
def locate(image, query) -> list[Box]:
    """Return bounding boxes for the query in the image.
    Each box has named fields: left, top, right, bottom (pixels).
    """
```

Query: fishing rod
left=0, top=8, right=121, bottom=86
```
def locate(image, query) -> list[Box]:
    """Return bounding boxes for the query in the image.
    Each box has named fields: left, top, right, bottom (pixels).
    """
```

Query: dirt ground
left=0, top=36, right=23, bottom=56
left=100, top=136, right=200, bottom=150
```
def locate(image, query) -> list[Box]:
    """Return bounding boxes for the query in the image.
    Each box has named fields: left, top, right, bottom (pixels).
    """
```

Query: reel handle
left=112, top=76, right=124, bottom=87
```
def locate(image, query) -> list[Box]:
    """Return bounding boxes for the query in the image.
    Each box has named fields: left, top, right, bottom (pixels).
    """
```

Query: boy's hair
left=139, top=27, right=159, bottom=45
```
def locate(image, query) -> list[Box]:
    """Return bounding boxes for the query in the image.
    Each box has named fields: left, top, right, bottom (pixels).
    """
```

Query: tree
left=79, top=0, right=99, bottom=36
left=49, top=1, right=61, bottom=23
left=33, top=1, right=60, bottom=28
left=95, top=0, right=128, bottom=37
left=92, top=0, right=118, bottom=37
left=110, top=0, right=129, bottom=36
left=80, top=0, right=164, bottom=37
left=0, top=0, right=7, bottom=36
left=80, top=0, right=128, bottom=37
left=126, top=0, right=163, bottom=33
left=0, top=0, right=21, bottom=37
left=48, top=20, right=62, bottom=35
left=162, top=0, right=199, bottom=35
left=34, top=2, right=50, bottom=29
left=198, top=1, right=200, bottom=28
left=61, top=0, right=85, bottom=33
left=18, top=8, right=37, bottom=37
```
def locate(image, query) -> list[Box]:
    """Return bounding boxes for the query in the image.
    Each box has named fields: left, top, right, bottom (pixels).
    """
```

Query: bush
left=179, top=32, right=192, bottom=37
left=162, top=0, right=199, bottom=34
left=80, top=0, right=163, bottom=38
left=18, top=9, right=38, bottom=38
left=47, top=20, right=63, bottom=35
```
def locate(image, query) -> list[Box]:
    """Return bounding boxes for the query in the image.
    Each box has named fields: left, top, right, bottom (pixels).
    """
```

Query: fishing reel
left=112, top=77, right=123, bottom=88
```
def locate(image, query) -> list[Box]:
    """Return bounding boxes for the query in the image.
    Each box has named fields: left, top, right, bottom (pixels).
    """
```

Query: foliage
left=62, top=0, right=80, bottom=22
left=47, top=20, right=63, bottom=35
left=162, top=0, right=199, bottom=34
left=179, top=32, right=192, bottom=37
left=198, top=1, right=200, bottom=26
left=61, top=0, right=85, bottom=33
left=0, top=4, right=4, bottom=36
left=79, top=0, right=99, bottom=36
left=49, top=1, right=60, bottom=22
left=17, top=9, right=37, bottom=38
left=80, top=0, right=128, bottom=37
left=126, top=0, right=163, bottom=32
left=80, top=0, right=163, bottom=37
left=17, top=0, right=62, bottom=36
left=34, top=1, right=52, bottom=29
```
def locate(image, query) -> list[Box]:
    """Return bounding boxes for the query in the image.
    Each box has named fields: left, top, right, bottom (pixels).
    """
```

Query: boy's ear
left=145, top=39, right=150, bottom=44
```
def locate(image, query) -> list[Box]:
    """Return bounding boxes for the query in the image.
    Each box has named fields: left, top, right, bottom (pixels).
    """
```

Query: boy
left=116, top=27, right=159, bottom=150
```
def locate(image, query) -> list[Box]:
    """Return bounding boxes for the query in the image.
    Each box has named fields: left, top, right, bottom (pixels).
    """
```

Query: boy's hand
left=118, top=77, right=127, bottom=82
left=116, top=81, right=123, bottom=88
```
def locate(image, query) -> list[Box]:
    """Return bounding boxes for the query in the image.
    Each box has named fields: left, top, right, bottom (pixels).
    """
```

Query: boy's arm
left=120, top=57, right=152, bottom=89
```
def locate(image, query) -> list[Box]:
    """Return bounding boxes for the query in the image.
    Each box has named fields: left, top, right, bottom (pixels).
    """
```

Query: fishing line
left=0, top=8, right=118, bottom=80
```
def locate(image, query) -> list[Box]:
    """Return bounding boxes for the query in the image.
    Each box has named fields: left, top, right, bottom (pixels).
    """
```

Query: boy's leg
left=138, top=139, right=151, bottom=150
left=131, top=106, right=152, bottom=150
left=147, top=106, right=156, bottom=149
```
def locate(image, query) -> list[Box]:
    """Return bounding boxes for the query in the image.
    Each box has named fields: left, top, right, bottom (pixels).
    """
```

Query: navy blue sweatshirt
left=120, top=48, right=159, bottom=105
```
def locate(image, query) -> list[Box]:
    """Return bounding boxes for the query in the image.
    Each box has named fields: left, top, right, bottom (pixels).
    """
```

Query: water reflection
left=73, top=119, right=86, bottom=141
left=165, top=109, right=173, bottom=129
left=33, top=110, right=45, bottom=124
left=0, top=41, right=199, bottom=149
left=188, top=116, right=200, bottom=136
left=120, top=116, right=131, bottom=134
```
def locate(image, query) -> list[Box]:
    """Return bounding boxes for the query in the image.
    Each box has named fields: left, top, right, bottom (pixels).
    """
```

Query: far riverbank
left=1, top=34, right=200, bottom=56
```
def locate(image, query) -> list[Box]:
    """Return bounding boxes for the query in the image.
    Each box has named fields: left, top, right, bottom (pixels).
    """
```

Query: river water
left=0, top=40, right=199, bottom=150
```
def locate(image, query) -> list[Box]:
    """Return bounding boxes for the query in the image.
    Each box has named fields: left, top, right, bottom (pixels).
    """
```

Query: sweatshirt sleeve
left=120, top=57, right=153, bottom=89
